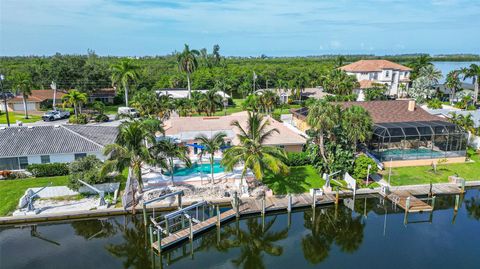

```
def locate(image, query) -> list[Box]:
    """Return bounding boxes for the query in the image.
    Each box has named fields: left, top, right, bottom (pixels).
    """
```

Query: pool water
left=164, top=161, right=225, bottom=176
left=377, top=148, right=444, bottom=159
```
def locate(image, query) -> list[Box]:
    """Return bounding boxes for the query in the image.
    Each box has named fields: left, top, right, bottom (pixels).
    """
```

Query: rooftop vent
left=27, top=126, right=34, bottom=129
left=54, top=124, right=60, bottom=128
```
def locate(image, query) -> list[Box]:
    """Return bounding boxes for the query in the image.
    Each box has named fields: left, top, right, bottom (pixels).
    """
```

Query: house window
left=404, top=71, right=409, bottom=77
left=19, top=156, right=29, bottom=169
left=385, top=71, right=390, bottom=78
left=361, top=72, right=368, bottom=75
left=41, top=155, right=50, bottom=164
left=0, top=157, right=20, bottom=170
left=74, top=153, right=87, bottom=160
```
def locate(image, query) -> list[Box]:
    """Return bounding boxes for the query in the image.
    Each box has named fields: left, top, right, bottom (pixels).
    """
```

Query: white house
left=156, top=88, right=230, bottom=99
left=340, top=60, right=412, bottom=98
left=0, top=125, right=118, bottom=170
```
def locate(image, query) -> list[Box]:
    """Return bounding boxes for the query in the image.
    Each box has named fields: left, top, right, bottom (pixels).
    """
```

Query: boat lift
left=77, top=179, right=106, bottom=207
left=21, top=182, right=52, bottom=212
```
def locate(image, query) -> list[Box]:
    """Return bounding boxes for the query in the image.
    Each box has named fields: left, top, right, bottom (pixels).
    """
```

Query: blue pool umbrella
left=220, top=145, right=231, bottom=150
left=186, top=144, right=205, bottom=149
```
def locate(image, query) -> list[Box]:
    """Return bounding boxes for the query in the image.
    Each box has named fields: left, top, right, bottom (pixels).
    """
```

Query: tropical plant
left=364, top=84, right=387, bottom=101
left=11, top=71, right=34, bottom=119
left=110, top=59, right=140, bottom=107
left=445, top=70, right=462, bottom=103
left=449, top=112, right=476, bottom=133
left=177, top=44, right=200, bottom=99
left=409, top=76, right=437, bottom=103
left=62, top=89, right=88, bottom=118
left=408, top=54, right=433, bottom=80
left=259, top=90, right=278, bottom=114
left=199, top=89, right=223, bottom=116
left=68, top=155, right=106, bottom=190
left=221, top=112, right=289, bottom=183
left=342, top=105, right=373, bottom=148
left=195, top=132, right=227, bottom=183
left=461, top=64, right=480, bottom=104
left=102, top=119, right=163, bottom=197
left=418, top=65, right=442, bottom=85
left=306, top=101, right=340, bottom=164
left=149, top=139, right=191, bottom=185
left=427, top=98, right=443, bottom=109
left=352, top=155, right=378, bottom=182
left=321, top=69, right=359, bottom=96
left=174, top=98, right=193, bottom=116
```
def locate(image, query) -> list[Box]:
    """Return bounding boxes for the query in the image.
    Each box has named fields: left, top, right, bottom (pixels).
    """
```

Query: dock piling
left=143, top=203, right=147, bottom=226
left=312, top=191, right=316, bottom=209
left=431, top=196, right=436, bottom=210
left=261, top=196, right=266, bottom=216
left=454, top=194, right=460, bottom=212
left=287, top=194, right=292, bottom=212
left=216, top=205, right=220, bottom=227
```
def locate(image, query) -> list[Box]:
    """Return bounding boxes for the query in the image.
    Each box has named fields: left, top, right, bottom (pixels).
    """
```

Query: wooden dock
left=152, top=193, right=337, bottom=251
left=386, top=190, right=433, bottom=212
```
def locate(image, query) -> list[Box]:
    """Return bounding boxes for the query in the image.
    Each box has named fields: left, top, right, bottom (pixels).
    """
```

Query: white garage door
left=13, top=102, right=36, bottom=111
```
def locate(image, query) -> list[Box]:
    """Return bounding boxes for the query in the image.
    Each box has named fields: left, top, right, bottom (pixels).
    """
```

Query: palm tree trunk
left=474, top=77, right=479, bottom=104
left=170, top=158, right=174, bottom=185
left=74, top=103, right=78, bottom=118
left=211, top=154, right=214, bottom=184
left=22, top=95, right=29, bottom=119
left=319, top=133, right=328, bottom=165
left=125, top=84, right=129, bottom=107
left=187, top=73, right=192, bottom=99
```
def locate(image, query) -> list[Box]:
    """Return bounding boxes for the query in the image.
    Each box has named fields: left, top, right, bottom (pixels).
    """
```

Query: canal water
left=433, top=61, right=480, bottom=84
left=1, top=189, right=479, bottom=269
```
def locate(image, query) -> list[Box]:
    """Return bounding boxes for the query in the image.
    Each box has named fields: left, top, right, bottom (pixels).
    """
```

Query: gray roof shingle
left=0, top=125, right=118, bottom=157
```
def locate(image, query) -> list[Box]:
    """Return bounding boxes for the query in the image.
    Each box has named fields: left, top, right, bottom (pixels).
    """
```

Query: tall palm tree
left=408, top=54, right=433, bottom=80
left=445, top=70, right=461, bottom=103
left=177, top=44, right=200, bottom=99
left=195, top=132, right=227, bottom=183
left=461, top=64, right=480, bottom=104
left=174, top=98, right=193, bottom=117
left=62, top=90, right=88, bottom=118
left=12, top=72, right=34, bottom=119
left=149, top=139, right=191, bottom=185
left=102, top=119, right=163, bottom=208
left=342, top=105, right=373, bottom=150
left=221, top=112, right=289, bottom=184
left=110, top=59, right=140, bottom=107
left=259, top=90, right=278, bottom=114
left=306, top=100, right=341, bottom=164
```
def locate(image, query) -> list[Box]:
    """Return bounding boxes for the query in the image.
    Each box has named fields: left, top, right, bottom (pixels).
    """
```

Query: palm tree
left=408, top=54, right=433, bottom=80
left=200, top=89, right=223, bottom=116
left=12, top=72, right=34, bottom=119
left=195, top=132, right=227, bottom=183
left=110, top=59, right=140, bottom=107
left=221, top=112, right=289, bottom=184
left=102, top=119, right=163, bottom=208
left=177, top=44, right=200, bottom=99
left=62, top=90, right=88, bottom=118
left=174, top=98, right=193, bottom=117
left=149, top=139, right=191, bottom=185
left=446, top=70, right=461, bottom=103
left=461, top=64, right=480, bottom=104
left=342, top=105, right=373, bottom=150
left=418, top=65, right=442, bottom=85
left=259, top=90, right=278, bottom=114
left=306, top=100, right=341, bottom=164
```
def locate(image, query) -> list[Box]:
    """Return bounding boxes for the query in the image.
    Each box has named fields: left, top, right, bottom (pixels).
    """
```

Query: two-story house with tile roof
left=339, top=60, right=412, bottom=98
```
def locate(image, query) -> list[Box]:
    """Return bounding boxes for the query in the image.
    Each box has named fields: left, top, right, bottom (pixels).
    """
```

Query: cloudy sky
left=1, top=0, right=479, bottom=56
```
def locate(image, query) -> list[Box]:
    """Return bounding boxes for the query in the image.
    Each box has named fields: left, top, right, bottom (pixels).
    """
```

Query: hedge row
left=285, top=151, right=311, bottom=166
left=26, top=163, right=70, bottom=177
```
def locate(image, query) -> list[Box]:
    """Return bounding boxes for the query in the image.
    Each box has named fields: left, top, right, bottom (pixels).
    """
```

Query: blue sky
left=1, top=0, right=479, bottom=56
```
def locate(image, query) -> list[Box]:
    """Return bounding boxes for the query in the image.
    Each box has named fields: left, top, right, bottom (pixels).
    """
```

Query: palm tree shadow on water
left=302, top=206, right=365, bottom=265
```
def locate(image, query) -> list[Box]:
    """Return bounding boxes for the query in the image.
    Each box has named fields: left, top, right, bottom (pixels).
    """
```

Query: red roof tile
left=340, top=60, right=412, bottom=72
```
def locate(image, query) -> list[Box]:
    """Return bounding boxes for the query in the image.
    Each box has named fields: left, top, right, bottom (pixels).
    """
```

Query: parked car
left=42, top=109, right=70, bottom=121
left=117, top=107, right=139, bottom=118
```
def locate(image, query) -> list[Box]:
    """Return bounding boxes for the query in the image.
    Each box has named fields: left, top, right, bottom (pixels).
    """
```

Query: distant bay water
left=433, top=61, right=480, bottom=84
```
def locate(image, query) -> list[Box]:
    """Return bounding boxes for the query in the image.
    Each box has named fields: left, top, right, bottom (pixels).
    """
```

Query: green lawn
left=104, top=105, right=121, bottom=115
left=262, top=165, right=325, bottom=194
left=0, top=113, right=41, bottom=124
left=385, top=154, right=480, bottom=186
left=0, top=176, right=69, bottom=216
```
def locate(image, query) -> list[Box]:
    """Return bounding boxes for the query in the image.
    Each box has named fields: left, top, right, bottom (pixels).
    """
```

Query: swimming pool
left=376, top=148, right=445, bottom=160
left=164, top=161, right=225, bottom=176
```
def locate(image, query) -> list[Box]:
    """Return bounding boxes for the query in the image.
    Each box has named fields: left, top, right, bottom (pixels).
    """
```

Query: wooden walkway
left=386, top=190, right=433, bottom=212
left=152, top=193, right=337, bottom=251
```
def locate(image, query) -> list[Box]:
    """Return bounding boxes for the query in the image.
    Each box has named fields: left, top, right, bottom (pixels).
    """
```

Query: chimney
left=408, top=100, right=415, bottom=112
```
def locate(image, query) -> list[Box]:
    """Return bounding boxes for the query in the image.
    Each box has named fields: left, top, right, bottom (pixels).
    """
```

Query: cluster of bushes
left=67, top=155, right=110, bottom=190
left=284, top=151, right=311, bottom=166
left=352, top=155, right=378, bottom=182
left=427, top=98, right=443, bottom=109
left=69, top=114, right=89, bottom=124
left=26, top=163, right=69, bottom=177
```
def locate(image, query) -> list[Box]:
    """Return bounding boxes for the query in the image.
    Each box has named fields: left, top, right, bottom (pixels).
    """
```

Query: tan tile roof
left=340, top=60, right=412, bottom=72
left=358, top=80, right=374, bottom=89
left=292, top=100, right=444, bottom=124
left=10, top=90, right=66, bottom=103
left=165, top=112, right=306, bottom=146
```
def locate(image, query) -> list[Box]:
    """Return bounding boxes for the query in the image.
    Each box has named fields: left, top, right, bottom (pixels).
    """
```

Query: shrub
left=272, top=112, right=282, bottom=122
left=427, top=98, right=442, bottom=109
left=68, top=155, right=108, bottom=190
left=27, top=163, right=69, bottom=177
left=94, top=114, right=109, bottom=122
left=285, top=151, right=311, bottom=166
left=69, top=113, right=89, bottom=124
left=352, top=155, right=378, bottom=181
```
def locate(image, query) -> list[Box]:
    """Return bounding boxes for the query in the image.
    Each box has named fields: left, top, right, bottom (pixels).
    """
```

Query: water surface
left=1, top=190, right=479, bottom=269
